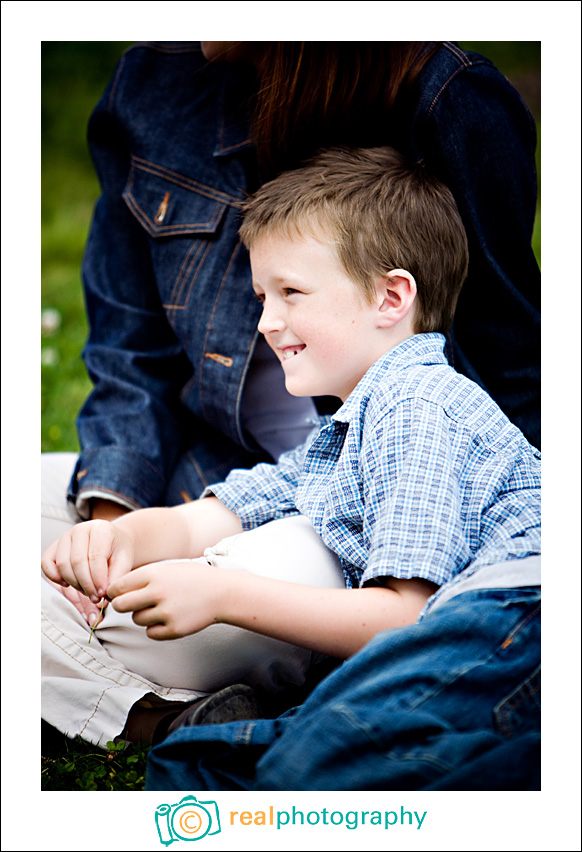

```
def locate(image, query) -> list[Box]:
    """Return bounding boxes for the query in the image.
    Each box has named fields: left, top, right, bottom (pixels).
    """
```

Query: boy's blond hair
left=239, top=146, right=469, bottom=334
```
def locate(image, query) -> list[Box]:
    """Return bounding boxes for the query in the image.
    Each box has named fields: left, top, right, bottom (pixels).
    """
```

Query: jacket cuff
left=67, top=448, right=167, bottom=514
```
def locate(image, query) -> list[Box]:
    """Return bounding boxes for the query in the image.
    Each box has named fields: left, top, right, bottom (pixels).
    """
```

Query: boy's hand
left=41, top=520, right=135, bottom=602
left=43, top=575, right=109, bottom=624
left=108, top=561, right=224, bottom=641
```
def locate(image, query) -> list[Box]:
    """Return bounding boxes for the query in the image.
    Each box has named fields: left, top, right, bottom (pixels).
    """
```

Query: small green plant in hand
left=88, top=598, right=107, bottom=643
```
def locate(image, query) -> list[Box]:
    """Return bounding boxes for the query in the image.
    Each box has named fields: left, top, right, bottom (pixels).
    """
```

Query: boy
left=42, top=149, right=541, bottom=776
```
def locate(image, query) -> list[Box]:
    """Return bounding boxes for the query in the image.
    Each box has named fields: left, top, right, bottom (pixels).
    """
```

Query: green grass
left=42, top=42, right=134, bottom=454
left=41, top=727, right=150, bottom=791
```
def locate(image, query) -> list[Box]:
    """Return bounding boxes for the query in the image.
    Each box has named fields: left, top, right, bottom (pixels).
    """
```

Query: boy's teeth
left=283, top=349, right=298, bottom=360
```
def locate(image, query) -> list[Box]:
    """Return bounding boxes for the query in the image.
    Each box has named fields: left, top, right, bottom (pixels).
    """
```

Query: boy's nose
left=257, top=300, right=284, bottom=335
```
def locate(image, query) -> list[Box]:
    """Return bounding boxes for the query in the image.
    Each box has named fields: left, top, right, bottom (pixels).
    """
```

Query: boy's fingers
left=45, top=579, right=107, bottom=622
left=108, top=566, right=149, bottom=600
left=107, top=548, right=135, bottom=590
left=68, top=525, right=98, bottom=599
left=144, top=623, right=171, bottom=641
left=41, top=540, right=66, bottom=585
left=111, top=587, right=157, bottom=614
left=54, top=532, right=79, bottom=590
left=87, top=522, right=115, bottom=598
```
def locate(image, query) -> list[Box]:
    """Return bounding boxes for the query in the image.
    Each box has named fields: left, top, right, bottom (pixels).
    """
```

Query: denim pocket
left=123, top=156, right=236, bottom=310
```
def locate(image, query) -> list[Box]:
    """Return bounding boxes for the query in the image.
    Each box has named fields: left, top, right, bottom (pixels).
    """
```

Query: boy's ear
left=375, top=268, right=417, bottom=328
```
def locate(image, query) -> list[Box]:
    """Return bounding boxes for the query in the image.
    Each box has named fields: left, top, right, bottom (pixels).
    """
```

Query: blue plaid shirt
left=210, top=334, right=541, bottom=590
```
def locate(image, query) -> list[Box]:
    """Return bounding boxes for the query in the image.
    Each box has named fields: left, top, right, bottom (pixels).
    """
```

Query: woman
left=42, top=41, right=540, bottom=757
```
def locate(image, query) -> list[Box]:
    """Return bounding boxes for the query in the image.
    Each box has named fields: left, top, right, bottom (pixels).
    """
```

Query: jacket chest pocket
left=122, top=156, right=237, bottom=311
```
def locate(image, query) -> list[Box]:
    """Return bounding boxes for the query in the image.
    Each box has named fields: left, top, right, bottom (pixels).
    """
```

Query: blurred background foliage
left=41, top=41, right=541, bottom=454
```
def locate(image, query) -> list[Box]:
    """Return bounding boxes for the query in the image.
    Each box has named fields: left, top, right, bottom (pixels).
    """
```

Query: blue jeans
left=146, top=586, right=541, bottom=791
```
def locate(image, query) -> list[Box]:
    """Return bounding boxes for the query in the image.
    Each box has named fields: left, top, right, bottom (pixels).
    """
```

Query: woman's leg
left=146, top=584, right=541, bottom=791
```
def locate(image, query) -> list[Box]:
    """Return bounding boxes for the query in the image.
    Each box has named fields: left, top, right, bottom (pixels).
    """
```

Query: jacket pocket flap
left=123, top=156, right=234, bottom=237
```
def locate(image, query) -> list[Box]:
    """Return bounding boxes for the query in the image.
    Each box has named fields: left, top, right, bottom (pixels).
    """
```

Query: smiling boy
left=42, top=147, right=541, bottom=707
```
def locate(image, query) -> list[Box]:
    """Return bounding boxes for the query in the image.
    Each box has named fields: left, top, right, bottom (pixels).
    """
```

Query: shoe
left=166, top=684, right=263, bottom=736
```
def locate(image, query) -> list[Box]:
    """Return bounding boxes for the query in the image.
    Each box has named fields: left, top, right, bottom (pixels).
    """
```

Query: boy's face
left=250, top=232, right=386, bottom=401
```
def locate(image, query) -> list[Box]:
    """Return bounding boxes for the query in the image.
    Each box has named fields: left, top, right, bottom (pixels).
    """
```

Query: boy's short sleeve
left=361, top=396, right=472, bottom=588
left=206, top=438, right=310, bottom=530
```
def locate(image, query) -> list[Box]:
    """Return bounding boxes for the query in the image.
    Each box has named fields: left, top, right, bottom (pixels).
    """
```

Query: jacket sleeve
left=69, top=59, right=195, bottom=513
left=416, top=50, right=541, bottom=448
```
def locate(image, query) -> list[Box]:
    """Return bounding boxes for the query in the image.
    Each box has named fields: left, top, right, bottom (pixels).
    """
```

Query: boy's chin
left=285, top=379, right=333, bottom=399
left=285, top=379, right=317, bottom=398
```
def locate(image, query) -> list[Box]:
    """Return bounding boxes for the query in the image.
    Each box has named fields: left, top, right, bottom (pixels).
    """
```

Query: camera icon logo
left=155, top=795, right=221, bottom=845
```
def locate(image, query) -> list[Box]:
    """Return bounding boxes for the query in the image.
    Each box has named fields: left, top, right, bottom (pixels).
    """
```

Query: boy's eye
left=283, top=287, right=301, bottom=297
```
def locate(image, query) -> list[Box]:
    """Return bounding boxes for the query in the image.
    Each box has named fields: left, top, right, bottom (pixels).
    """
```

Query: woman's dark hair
left=252, top=42, right=440, bottom=176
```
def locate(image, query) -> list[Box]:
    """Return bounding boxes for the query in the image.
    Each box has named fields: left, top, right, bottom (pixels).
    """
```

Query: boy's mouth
left=281, top=345, right=306, bottom=360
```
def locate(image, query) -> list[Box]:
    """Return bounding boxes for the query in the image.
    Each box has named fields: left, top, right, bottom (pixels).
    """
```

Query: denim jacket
left=69, top=41, right=540, bottom=513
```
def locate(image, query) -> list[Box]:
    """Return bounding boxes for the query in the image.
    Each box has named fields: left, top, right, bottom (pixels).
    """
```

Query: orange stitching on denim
left=125, top=187, right=224, bottom=236
left=217, top=138, right=253, bottom=155
left=76, top=469, right=88, bottom=479
left=494, top=665, right=540, bottom=738
left=427, top=67, right=466, bottom=116
left=79, top=446, right=166, bottom=481
left=443, top=42, right=471, bottom=67
left=132, top=161, right=230, bottom=204
left=169, top=240, right=205, bottom=306
left=170, top=241, right=200, bottom=305
left=165, top=241, right=212, bottom=309
left=199, top=241, right=242, bottom=403
left=179, top=241, right=212, bottom=306
left=499, top=603, right=541, bottom=651
left=132, top=155, right=239, bottom=205
left=108, top=52, right=127, bottom=112
left=205, top=352, right=233, bottom=367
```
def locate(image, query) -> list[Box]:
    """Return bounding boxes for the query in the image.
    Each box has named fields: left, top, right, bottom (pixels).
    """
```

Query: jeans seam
left=493, top=664, right=541, bottom=739
left=499, top=602, right=541, bottom=649
left=332, top=702, right=454, bottom=773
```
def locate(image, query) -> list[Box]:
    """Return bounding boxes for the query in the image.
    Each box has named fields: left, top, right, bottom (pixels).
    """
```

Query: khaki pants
left=41, top=454, right=344, bottom=747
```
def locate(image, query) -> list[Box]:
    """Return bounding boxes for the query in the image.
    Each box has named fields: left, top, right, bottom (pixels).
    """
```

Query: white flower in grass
left=42, top=347, right=60, bottom=367
left=41, top=308, right=62, bottom=335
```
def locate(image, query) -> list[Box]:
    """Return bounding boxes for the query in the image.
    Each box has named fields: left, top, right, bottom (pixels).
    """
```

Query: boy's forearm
left=113, top=497, right=243, bottom=568
left=218, top=571, right=435, bottom=659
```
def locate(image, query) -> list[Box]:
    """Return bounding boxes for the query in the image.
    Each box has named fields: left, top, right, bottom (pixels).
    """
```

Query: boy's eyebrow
left=255, top=271, right=308, bottom=286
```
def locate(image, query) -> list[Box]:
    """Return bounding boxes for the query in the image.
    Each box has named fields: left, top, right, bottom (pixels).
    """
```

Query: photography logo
left=155, top=795, right=221, bottom=845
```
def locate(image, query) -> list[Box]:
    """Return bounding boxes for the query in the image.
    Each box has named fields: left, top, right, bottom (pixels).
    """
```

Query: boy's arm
left=114, top=496, right=243, bottom=566
left=108, top=562, right=437, bottom=659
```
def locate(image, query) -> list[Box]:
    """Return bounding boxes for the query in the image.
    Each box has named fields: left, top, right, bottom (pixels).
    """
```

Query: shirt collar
left=213, top=63, right=255, bottom=158
left=333, top=333, right=448, bottom=424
